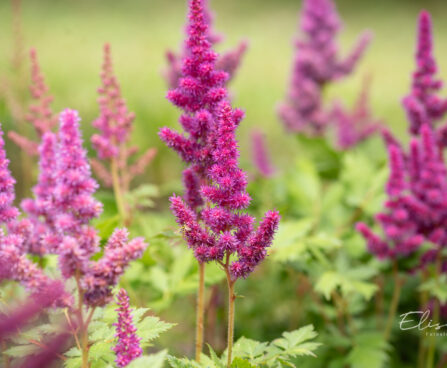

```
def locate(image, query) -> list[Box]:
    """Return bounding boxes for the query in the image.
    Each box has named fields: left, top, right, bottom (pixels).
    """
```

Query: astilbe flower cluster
left=402, top=11, right=447, bottom=138
left=164, top=0, right=247, bottom=89
left=251, top=129, right=275, bottom=177
left=0, top=124, right=60, bottom=296
left=357, top=124, right=447, bottom=260
left=332, top=76, right=382, bottom=150
left=160, top=0, right=279, bottom=279
left=8, top=48, right=57, bottom=155
left=112, top=289, right=142, bottom=368
left=17, top=109, right=148, bottom=306
left=91, top=44, right=156, bottom=190
left=278, top=0, right=371, bottom=135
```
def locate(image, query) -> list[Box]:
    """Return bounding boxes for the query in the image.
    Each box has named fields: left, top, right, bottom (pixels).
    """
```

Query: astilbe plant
left=8, top=48, right=57, bottom=156
left=112, top=289, right=142, bottom=368
left=3, top=109, right=149, bottom=368
left=164, top=0, right=248, bottom=89
left=278, top=0, right=371, bottom=135
left=332, top=76, right=381, bottom=150
left=159, top=1, right=280, bottom=366
left=402, top=11, right=447, bottom=138
left=91, top=44, right=157, bottom=225
left=251, top=129, right=275, bottom=178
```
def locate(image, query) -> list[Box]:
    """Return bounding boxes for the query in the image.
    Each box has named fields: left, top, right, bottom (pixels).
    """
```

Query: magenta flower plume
left=163, top=0, right=247, bottom=89
left=251, top=129, right=275, bottom=177
left=278, top=0, right=371, bottom=135
left=91, top=44, right=156, bottom=194
left=91, top=44, right=134, bottom=160
left=112, top=289, right=142, bottom=368
left=332, top=76, right=381, bottom=149
left=403, top=11, right=447, bottom=136
left=162, top=0, right=279, bottom=279
left=82, top=229, right=148, bottom=306
left=53, top=109, right=102, bottom=277
left=21, top=132, right=58, bottom=255
left=8, top=48, right=56, bottom=155
left=55, top=109, right=102, bottom=234
left=357, top=124, right=447, bottom=262
left=0, top=126, right=19, bottom=223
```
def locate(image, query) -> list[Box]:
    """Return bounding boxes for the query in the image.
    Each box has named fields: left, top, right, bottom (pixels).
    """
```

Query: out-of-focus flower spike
left=251, top=129, right=275, bottom=177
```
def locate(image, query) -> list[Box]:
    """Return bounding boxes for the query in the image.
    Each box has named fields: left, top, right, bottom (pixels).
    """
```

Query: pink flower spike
left=112, top=289, right=142, bottom=367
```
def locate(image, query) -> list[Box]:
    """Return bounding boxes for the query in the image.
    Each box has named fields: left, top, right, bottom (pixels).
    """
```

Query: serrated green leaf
left=137, top=316, right=174, bottom=343
left=127, top=350, right=168, bottom=368
left=231, top=357, right=257, bottom=368
left=4, top=344, right=39, bottom=357
left=167, top=355, right=201, bottom=368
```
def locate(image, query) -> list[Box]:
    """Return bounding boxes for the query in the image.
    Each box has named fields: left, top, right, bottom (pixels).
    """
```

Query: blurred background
left=1, top=0, right=447, bottom=363
left=1, top=0, right=447, bottom=193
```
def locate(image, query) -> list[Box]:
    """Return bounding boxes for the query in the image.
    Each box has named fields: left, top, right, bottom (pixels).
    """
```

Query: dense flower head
left=8, top=48, right=56, bottom=155
left=251, top=129, right=275, bottom=177
left=21, top=132, right=58, bottom=254
left=163, top=0, right=246, bottom=89
left=91, top=44, right=135, bottom=160
left=332, top=77, right=381, bottom=149
left=82, top=229, right=148, bottom=306
left=162, top=0, right=280, bottom=279
left=357, top=124, right=447, bottom=261
left=278, top=0, right=371, bottom=135
left=90, top=45, right=156, bottom=191
left=0, top=126, right=19, bottom=223
left=55, top=109, right=102, bottom=234
left=112, top=289, right=142, bottom=367
left=403, top=11, right=447, bottom=136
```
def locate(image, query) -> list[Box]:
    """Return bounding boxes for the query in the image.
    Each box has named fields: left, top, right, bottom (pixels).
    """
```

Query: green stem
left=384, top=261, right=402, bottom=342
left=111, top=158, right=127, bottom=224
left=225, top=269, right=236, bottom=368
left=195, top=262, right=205, bottom=362
left=426, top=252, right=442, bottom=368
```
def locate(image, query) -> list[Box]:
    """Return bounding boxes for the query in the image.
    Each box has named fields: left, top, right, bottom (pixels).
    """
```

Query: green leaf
left=137, top=316, right=175, bottom=344
left=167, top=355, right=201, bottom=368
left=3, top=344, right=39, bottom=357
left=232, top=337, right=268, bottom=361
left=231, top=357, right=257, bottom=368
left=346, top=332, right=390, bottom=368
left=419, top=276, right=447, bottom=303
left=127, top=350, right=168, bottom=368
left=64, top=357, right=83, bottom=368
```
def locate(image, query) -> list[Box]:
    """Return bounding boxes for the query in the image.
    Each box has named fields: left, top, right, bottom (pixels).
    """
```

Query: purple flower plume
left=161, top=0, right=279, bottom=280
left=82, top=229, right=148, bottom=307
left=163, top=0, right=247, bottom=89
left=332, top=76, right=382, bottom=150
left=251, top=129, right=275, bottom=177
left=91, top=44, right=157, bottom=190
left=112, top=289, right=142, bottom=368
left=8, top=48, right=57, bottom=156
left=403, top=11, right=447, bottom=136
left=357, top=124, right=447, bottom=261
left=278, top=0, right=371, bottom=135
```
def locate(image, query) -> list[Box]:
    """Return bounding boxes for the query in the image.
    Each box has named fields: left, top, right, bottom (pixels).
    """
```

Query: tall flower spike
left=55, top=109, right=102, bottom=234
left=251, top=129, right=275, bottom=178
left=162, top=0, right=280, bottom=279
left=21, top=132, right=58, bottom=254
left=0, top=125, right=19, bottom=223
left=91, top=44, right=156, bottom=216
left=332, top=76, right=381, bottom=149
left=8, top=48, right=56, bottom=155
left=163, top=0, right=247, bottom=89
left=278, top=0, right=371, bottom=135
left=54, top=109, right=102, bottom=278
left=403, top=10, right=447, bottom=135
left=112, top=289, right=142, bottom=368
